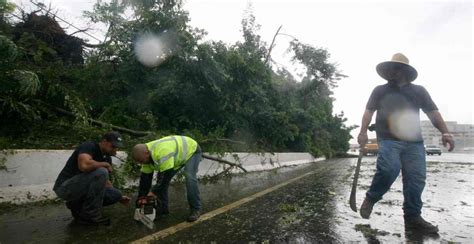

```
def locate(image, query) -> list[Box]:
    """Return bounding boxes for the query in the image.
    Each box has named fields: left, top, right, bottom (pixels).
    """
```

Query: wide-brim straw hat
left=376, top=53, right=418, bottom=82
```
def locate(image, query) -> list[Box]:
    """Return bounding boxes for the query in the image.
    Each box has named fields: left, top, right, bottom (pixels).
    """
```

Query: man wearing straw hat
left=357, top=53, right=454, bottom=233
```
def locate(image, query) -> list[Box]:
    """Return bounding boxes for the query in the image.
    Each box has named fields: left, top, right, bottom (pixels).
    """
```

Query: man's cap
left=102, top=131, right=124, bottom=148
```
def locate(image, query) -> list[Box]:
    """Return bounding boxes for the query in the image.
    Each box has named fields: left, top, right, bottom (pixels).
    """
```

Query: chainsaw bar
left=137, top=211, right=155, bottom=230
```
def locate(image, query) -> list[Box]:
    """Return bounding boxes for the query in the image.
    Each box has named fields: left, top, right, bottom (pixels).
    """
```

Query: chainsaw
left=134, top=196, right=157, bottom=229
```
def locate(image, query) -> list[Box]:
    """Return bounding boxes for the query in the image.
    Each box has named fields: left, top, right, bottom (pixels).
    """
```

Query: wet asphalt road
left=0, top=154, right=473, bottom=243
left=158, top=159, right=346, bottom=243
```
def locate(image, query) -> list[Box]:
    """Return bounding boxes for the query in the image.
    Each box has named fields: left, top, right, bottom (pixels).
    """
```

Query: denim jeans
left=53, top=168, right=122, bottom=218
left=153, top=148, right=202, bottom=212
left=366, top=139, right=426, bottom=218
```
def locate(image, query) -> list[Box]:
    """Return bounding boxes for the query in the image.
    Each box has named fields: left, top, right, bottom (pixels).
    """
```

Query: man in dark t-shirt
left=357, top=53, right=454, bottom=233
left=53, top=131, right=130, bottom=225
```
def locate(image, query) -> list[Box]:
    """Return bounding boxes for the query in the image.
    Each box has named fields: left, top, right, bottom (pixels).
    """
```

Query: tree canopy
left=0, top=0, right=354, bottom=158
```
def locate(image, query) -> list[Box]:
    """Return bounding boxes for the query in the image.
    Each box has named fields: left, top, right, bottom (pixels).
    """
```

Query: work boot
left=187, top=210, right=200, bottom=222
left=77, top=211, right=111, bottom=226
left=404, top=216, right=439, bottom=233
left=360, top=197, right=375, bottom=219
left=77, top=215, right=111, bottom=226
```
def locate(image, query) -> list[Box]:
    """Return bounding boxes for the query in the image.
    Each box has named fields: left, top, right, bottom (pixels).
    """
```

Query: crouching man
left=132, top=135, right=202, bottom=222
left=53, top=131, right=130, bottom=226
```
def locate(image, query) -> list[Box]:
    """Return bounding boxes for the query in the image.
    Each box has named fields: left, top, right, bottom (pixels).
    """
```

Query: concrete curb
left=0, top=150, right=323, bottom=204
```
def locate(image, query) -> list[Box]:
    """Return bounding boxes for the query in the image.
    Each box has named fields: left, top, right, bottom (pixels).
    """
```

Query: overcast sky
left=13, top=0, right=473, bottom=142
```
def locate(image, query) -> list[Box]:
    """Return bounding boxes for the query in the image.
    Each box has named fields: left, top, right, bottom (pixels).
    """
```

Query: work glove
left=135, top=196, right=148, bottom=208
left=136, top=195, right=160, bottom=209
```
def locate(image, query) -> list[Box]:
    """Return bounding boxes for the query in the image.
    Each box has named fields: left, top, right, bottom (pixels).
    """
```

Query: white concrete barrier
left=198, top=152, right=322, bottom=176
left=0, top=150, right=323, bottom=204
left=0, top=150, right=127, bottom=204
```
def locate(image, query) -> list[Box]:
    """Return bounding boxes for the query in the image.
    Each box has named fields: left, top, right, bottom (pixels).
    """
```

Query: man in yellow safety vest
left=132, top=135, right=202, bottom=222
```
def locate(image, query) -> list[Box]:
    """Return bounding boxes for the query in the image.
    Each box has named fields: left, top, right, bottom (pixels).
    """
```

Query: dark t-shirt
left=366, top=83, right=438, bottom=142
left=54, top=142, right=111, bottom=189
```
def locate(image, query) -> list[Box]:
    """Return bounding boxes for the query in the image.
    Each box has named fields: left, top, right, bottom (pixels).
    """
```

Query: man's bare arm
left=358, top=109, right=375, bottom=146
left=426, top=110, right=455, bottom=151
left=77, top=153, right=112, bottom=173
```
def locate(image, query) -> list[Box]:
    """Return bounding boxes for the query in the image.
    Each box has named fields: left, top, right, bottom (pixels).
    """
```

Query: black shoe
left=404, top=216, right=439, bottom=233
left=187, top=210, right=200, bottom=222
left=76, top=215, right=111, bottom=226
left=65, top=201, right=81, bottom=220
left=360, top=197, right=375, bottom=219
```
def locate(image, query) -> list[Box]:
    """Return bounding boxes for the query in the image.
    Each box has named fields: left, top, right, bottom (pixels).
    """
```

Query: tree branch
left=202, top=154, right=247, bottom=172
left=69, top=28, right=91, bottom=37
left=212, top=167, right=233, bottom=178
left=54, top=107, right=152, bottom=136
left=265, top=25, right=282, bottom=64
left=200, top=138, right=246, bottom=145
left=81, top=42, right=105, bottom=48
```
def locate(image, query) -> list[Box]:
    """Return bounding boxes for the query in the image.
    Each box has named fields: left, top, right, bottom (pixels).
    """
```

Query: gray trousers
left=54, top=168, right=122, bottom=219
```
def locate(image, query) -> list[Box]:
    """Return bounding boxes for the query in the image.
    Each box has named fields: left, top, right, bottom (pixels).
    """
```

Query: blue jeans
left=366, top=139, right=426, bottom=218
left=153, top=148, right=202, bottom=212
left=54, top=168, right=122, bottom=218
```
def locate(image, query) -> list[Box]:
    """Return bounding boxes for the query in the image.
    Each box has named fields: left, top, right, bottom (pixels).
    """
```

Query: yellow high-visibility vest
left=140, top=135, right=198, bottom=173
